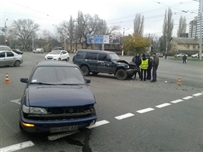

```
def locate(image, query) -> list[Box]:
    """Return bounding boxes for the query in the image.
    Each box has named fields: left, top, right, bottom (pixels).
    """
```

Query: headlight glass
left=125, top=64, right=129, bottom=68
left=23, top=105, right=47, bottom=114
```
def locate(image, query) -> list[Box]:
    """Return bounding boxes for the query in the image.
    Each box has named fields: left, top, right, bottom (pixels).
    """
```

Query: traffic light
left=5, top=39, right=8, bottom=45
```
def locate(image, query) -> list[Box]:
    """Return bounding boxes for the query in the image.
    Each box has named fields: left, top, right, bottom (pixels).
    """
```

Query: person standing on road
left=139, top=54, right=149, bottom=81
left=151, top=52, right=159, bottom=82
left=132, top=53, right=141, bottom=79
left=146, top=54, right=153, bottom=80
left=182, top=54, right=187, bottom=63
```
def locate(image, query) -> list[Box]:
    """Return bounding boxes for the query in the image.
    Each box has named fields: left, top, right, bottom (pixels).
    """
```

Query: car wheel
left=66, top=57, right=69, bottom=61
left=116, top=69, right=127, bottom=80
left=81, top=66, right=90, bottom=76
left=92, top=72, right=99, bottom=75
left=14, top=61, right=20, bottom=67
left=58, top=58, right=61, bottom=61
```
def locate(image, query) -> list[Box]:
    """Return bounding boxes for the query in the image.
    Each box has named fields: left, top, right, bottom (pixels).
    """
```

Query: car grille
left=47, top=56, right=53, bottom=60
left=24, top=105, right=96, bottom=121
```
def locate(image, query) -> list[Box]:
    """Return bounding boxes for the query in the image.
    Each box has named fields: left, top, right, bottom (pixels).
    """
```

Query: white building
left=196, top=0, right=203, bottom=38
left=189, top=17, right=197, bottom=38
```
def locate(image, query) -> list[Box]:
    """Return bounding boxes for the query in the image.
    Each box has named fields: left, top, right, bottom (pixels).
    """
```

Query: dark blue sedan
left=19, top=61, right=97, bottom=133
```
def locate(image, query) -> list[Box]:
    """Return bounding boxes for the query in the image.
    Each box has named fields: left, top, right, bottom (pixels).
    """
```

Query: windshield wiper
left=30, top=82, right=54, bottom=85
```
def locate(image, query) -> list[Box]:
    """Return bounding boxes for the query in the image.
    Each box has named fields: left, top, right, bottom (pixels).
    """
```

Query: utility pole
left=122, top=28, right=129, bottom=56
left=4, top=19, right=8, bottom=45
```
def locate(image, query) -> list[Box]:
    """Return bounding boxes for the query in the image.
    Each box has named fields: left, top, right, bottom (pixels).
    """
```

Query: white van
left=33, top=48, right=44, bottom=53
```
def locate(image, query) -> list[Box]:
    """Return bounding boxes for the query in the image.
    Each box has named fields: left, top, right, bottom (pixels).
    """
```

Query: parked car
left=33, top=48, right=44, bottom=53
left=12, top=49, right=23, bottom=54
left=191, top=53, right=203, bottom=58
left=174, top=53, right=188, bottom=58
left=0, top=50, right=23, bottom=67
left=19, top=61, right=97, bottom=133
left=45, top=50, right=69, bottom=61
left=156, top=53, right=164, bottom=57
left=72, top=49, right=137, bottom=80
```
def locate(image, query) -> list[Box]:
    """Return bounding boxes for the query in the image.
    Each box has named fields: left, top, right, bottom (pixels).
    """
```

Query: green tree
left=124, top=33, right=150, bottom=54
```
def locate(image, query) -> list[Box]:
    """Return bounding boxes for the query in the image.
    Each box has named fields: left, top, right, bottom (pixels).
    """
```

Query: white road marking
left=0, top=141, right=34, bottom=152
left=87, top=120, right=109, bottom=129
left=10, top=99, right=20, bottom=105
left=183, top=96, right=193, bottom=100
left=170, top=99, right=184, bottom=104
left=155, top=103, right=171, bottom=108
left=136, top=108, right=154, bottom=114
left=115, top=113, right=134, bottom=120
left=193, top=93, right=202, bottom=97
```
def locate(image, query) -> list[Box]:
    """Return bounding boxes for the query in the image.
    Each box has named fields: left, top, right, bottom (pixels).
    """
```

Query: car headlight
left=124, top=65, right=129, bottom=68
left=23, top=105, right=47, bottom=114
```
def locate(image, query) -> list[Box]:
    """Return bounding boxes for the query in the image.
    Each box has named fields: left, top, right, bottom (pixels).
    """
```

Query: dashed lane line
left=155, top=103, right=171, bottom=108
left=136, top=108, right=154, bottom=114
left=87, top=120, right=110, bottom=129
left=170, top=99, right=184, bottom=104
left=115, top=113, right=134, bottom=120
left=193, top=93, right=202, bottom=97
left=0, top=141, right=34, bottom=152
left=182, top=96, right=193, bottom=100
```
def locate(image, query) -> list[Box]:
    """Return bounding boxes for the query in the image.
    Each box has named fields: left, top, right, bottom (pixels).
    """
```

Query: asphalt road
left=0, top=52, right=203, bottom=152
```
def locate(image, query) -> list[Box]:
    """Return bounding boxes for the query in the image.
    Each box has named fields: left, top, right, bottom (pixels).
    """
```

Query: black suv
left=73, top=49, right=136, bottom=80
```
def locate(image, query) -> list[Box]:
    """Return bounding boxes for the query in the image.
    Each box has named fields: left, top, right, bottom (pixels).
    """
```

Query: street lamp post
left=4, top=19, right=8, bottom=45
left=122, top=28, right=129, bottom=56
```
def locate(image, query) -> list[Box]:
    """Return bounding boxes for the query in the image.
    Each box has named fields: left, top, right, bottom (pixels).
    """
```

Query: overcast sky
left=0, top=0, right=199, bottom=37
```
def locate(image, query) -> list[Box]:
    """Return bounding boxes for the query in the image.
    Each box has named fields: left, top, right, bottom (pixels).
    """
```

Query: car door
left=5, top=52, right=15, bottom=66
left=86, top=52, right=98, bottom=72
left=97, top=53, right=114, bottom=73
left=0, top=52, right=6, bottom=66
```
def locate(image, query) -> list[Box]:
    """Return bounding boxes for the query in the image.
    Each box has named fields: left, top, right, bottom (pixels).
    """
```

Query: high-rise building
left=189, top=17, right=197, bottom=38
left=196, top=0, right=203, bottom=38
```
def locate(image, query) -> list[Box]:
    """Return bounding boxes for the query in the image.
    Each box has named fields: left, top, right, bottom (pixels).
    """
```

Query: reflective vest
left=139, top=59, right=149, bottom=70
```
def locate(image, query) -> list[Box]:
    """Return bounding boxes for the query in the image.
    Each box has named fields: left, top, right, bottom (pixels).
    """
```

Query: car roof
left=0, top=50, right=12, bottom=53
left=77, top=49, right=114, bottom=54
left=36, top=61, right=77, bottom=67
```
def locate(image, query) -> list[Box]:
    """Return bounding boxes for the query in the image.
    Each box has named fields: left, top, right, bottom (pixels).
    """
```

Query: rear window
left=76, top=51, right=86, bottom=59
left=86, top=52, right=97, bottom=60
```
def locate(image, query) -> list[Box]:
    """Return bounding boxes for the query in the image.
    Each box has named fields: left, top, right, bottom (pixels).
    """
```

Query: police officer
left=139, top=54, right=149, bottom=81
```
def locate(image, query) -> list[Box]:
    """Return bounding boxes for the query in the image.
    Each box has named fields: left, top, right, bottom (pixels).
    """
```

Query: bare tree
left=162, top=8, right=174, bottom=53
left=177, top=16, right=187, bottom=37
left=133, top=13, right=144, bottom=36
left=10, top=19, right=39, bottom=51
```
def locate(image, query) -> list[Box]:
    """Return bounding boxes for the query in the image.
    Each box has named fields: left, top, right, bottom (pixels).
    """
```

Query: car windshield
left=30, top=66, right=85, bottom=84
left=109, top=53, right=120, bottom=60
left=49, top=50, right=61, bottom=54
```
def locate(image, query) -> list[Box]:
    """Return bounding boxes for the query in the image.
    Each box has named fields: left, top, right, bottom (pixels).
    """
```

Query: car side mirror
left=85, top=79, right=91, bottom=83
left=20, top=78, right=28, bottom=83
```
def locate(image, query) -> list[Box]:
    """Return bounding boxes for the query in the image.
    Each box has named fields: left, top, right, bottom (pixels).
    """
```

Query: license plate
left=50, top=126, right=78, bottom=133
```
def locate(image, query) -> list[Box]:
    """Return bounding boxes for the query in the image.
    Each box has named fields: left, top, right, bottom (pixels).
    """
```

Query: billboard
left=87, top=34, right=120, bottom=44
left=87, top=35, right=103, bottom=44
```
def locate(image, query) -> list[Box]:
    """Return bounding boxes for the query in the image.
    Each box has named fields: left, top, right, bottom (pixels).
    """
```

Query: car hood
left=46, top=54, right=59, bottom=57
left=115, top=60, right=136, bottom=66
left=26, top=85, right=95, bottom=107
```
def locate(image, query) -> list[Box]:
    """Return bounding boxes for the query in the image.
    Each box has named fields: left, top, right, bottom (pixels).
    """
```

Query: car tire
left=81, top=66, right=90, bottom=76
left=116, top=69, right=127, bottom=80
left=66, top=57, right=69, bottom=61
left=14, top=61, right=20, bottom=67
left=58, top=58, right=61, bottom=61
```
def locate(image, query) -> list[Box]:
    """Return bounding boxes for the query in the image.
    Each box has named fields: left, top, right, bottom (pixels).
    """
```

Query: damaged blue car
left=19, top=61, right=97, bottom=133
